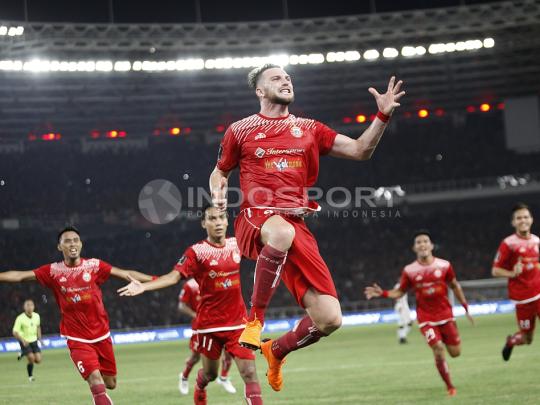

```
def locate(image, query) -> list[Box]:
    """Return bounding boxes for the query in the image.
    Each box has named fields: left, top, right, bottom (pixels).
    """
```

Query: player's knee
left=263, top=222, right=295, bottom=251
left=449, top=349, right=461, bottom=358
left=105, top=377, right=117, bottom=390
left=525, top=333, right=533, bottom=344
left=205, top=369, right=218, bottom=382
left=34, top=357, right=42, bottom=364
left=239, top=363, right=257, bottom=383
left=318, top=312, right=342, bottom=335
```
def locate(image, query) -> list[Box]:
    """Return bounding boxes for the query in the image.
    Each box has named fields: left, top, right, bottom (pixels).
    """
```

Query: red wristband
left=376, top=110, right=390, bottom=123
left=151, top=275, right=158, bottom=281
left=462, top=302, right=469, bottom=312
left=381, top=290, right=389, bottom=298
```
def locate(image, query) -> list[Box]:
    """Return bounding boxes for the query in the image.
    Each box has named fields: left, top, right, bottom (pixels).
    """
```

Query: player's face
left=57, top=231, right=83, bottom=260
left=413, top=235, right=434, bottom=259
left=23, top=300, right=34, bottom=314
left=257, top=67, right=294, bottom=105
left=512, top=208, right=533, bottom=234
left=202, top=208, right=228, bottom=240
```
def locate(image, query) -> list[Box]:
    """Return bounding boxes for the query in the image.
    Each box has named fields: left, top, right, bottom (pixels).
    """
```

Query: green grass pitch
left=1, top=313, right=540, bottom=404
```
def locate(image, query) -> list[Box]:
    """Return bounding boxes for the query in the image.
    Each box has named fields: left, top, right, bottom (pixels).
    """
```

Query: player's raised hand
left=211, top=177, right=228, bottom=211
left=117, top=274, right=145, bottom=297
left=364, top=283, right=383, bottom=299
left=512, top=257, right=523, bottom=277
left=368, top=76, right=405, bottom=116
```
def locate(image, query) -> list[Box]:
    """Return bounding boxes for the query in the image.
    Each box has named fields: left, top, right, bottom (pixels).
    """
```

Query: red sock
left=509, top=332, right=525, bottom=346
left=90, top=384, right=113, bottom=405
left=244, top=382, right=263, bottom=405
left=220, top=353, right=232, bottom=378
left=182, top=354, right=198, bottom=379
left=435, top=358, right=454, bottom=390
left=271, top=316, right=326, bottom=360
left=249, top=244, right=287, bottom=324
left=196, top=369, right=209, bottom=390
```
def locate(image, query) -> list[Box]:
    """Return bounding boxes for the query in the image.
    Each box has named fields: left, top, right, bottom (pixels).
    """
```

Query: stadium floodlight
left=363, top=49, right=380, bottom=60
left=344, top=51, right=361, bottom=61
left=0, top=26, right=7, bottom=35
left=401, top=46, right=417, bottom=57
left=114, top=61, right=131, bottom=71
left=96, top=61, right=113, bottom=72
left=383, top=48, right=399, bottom=58
left=483, top=38, right=495, bottom=48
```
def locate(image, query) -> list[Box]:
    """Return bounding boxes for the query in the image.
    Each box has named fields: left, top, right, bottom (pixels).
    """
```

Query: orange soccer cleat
left=260, top=338, right=286, bottom=392
left=447, top=387, right=457, bottom=397
left=239, top=319, right=263, bottom=350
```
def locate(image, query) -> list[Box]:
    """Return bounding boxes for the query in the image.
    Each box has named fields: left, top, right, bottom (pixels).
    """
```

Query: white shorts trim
left=418, top=318, right=454, bottom=328
left=194, top=325, right=245, bottom=334
left=62, top=331, right=111, bottom=344
left=512, top=292, right=540, bottom=305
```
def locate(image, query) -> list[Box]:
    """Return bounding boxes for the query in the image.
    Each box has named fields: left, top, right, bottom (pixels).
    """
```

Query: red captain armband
left=462, top=302, right=469, bottom=312
left=376, top=111, right=390, bottom=123
left=151, top=275, right=158, bottom=281
left=381, top=290, right=389, bottom=298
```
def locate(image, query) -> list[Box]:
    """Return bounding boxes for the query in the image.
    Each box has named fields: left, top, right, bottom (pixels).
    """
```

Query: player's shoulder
left=291, top=115, right=318, bottom=128
left=433, top=257, right=451, bottom=268
left=403, top=261, right=419, bottom=274
left=531, top=233, right=540, bottom=243
left=226, top=237, right=238, bottom=247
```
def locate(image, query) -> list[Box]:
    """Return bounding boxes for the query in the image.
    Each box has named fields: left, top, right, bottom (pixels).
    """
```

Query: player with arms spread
left=365, top=230, right=474, bottom=397
left=209, top=63, right=405, bottom=391
left=13, top=299, right=42, bottom=381
left=492, top=203, right=540, bottom=361
left=178, top=277, right=237, bottom=395
left=0, top=226, right=154, bottom=405
left=119, top=206, right=263, bottom=405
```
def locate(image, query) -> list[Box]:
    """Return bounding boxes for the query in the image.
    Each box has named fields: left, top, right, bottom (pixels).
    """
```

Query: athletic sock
left=244, top=382, right=263, bottom=405
left=182, top=355, right=198, bottom=379
left=220, top=354, right=232, bottom=378
left=435, top=358, right=454, bottom=390
left=271, top=316, right=326, bottom=360
left=508, top=332, right=525, bottom=346
left=90, top=384, right=113, bottom=405
left=27, top=363, right=34, bottom=377
left=249, top=245, right=287, bottom=324
left=196, top=369, right=210, bottom=390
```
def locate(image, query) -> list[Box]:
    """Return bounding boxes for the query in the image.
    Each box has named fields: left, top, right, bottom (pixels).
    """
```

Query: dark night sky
left=0, top=0, right=507, bottom=23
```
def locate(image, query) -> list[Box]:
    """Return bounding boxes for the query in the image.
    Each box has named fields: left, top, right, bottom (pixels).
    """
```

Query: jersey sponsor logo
left=209, top=270, right=217, bottom=279
left=71, top=294, right=82, bottom=303
left=209, top=259, right=219, bottom=266
left=82, top=272, right=91, bottom=282
left=290, top=126, right=303, bottom=138
left=215, top=278, right=240, bottom=290
left=264, top=157, right=303, bottom=172
left=254, top=132, right=266, bottom=140
left=265, top=147, right=304, bottom=155
left=233, top=252, right=241, bottom=263
left=255, top=147, right=265, bottom=158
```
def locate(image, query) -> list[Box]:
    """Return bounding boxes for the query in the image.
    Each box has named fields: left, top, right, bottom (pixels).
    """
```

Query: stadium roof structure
left=0, top=0, right=539, bottom=140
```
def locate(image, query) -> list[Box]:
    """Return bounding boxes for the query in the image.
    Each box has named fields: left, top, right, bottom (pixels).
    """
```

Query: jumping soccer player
left=13, top=299, right=42, bottom=381
left=209, top=63, right=405, bottom=391
left=365, top=230, right=474, bottom=397
left=119, top=206, right=263, bottom=405
left=178, top=277, right=236, bottom=395
left=492, top=203, right=540, bottom=361
left=393, top=283, right=413, bottom=344
left=0, top=226, right=154, bottom=405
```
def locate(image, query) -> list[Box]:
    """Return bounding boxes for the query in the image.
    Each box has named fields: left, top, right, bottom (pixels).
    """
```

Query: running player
left=365, top=230, right=474, bottom=397
left=178, top=277, right=236, bottom=395
left=119, top=206, right=263, bottom=405
left=0, top=226, right=154, bottom=405
left=209, top=63, right=405, bottom=391
left=492, top=203, right=540, bottom=360
left=13, top=299, right=42, bottom=381
left=393, top=283, right=412, bottom=344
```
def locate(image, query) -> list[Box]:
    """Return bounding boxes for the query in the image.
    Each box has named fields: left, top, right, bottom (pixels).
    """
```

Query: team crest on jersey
left=434, top=269, right=442, bottom=278
left=209, top=270, right=217, bottom=279
left=59, top=277, right=67, bottom=283
left=233, top=252, right=241, bottom=263
left=210, top=259, right=218, bottom=266
left=255, top=147, right=265, bottom=158
left=290, top=126, right=303, bottom=138
left=82, top=272, right=91, bottom=282
left=255, top=132, right=266, bottom=140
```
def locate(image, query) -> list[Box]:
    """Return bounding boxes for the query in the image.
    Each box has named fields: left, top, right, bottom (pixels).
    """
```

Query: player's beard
left=268, top=92, right=294, bottom=105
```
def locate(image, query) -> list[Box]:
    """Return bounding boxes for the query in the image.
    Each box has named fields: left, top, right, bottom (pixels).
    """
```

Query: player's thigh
left=420, top=325, right=443, bottom=348
left=516, top=302, right=537, bottom=333
left=260, top=214, right=295, bottom=249
left=224, top=329, right=255, bottom=362
left=197, top=332, right=224, bottom=362
left=67, top=340, right=101, bottom=380
left=440, top=321, right=461, bottom=351
left=201, top=355, right=220, bottom=380
left=96, top=338, right=117, bottom=378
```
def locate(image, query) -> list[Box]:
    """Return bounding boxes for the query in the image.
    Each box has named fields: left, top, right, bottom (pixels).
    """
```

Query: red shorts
left=515, top=298, right=540, bottom=332
left=420, top=321, right=461, bottom=347
left=235, top=208, right=338, bottom=306
left=195, top=328, right=255, bottom=361
left=189, top=334, right=198, bottom=352
left=67, top=337, right=117, bottom=380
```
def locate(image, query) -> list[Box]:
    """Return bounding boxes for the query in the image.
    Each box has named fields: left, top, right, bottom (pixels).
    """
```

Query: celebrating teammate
left=13, top=299, right=42, bottom=381
left=365, top=230, right=474, bottom=397
left=0, top=226, right=154, bottom=405
left=118, top=206, right=263, bottom=405
left=209, top=63, right=405, bottom=391
left=178, top=277, right=237, bottom=395
left=492, top=203, right=540, bottom=361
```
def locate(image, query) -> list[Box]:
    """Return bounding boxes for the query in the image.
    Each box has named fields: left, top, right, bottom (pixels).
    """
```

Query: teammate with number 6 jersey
left=365, top=230, right=474, bottom=397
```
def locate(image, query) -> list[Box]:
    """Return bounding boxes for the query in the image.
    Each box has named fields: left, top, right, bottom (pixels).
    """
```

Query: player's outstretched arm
left=449, top=279, right=474, bottom=325
left=0, top=270, right=36, bottom=283
left=110, top=267, right=154, bottom=282
left=118, top=270, right=181, bottom=297
left=364, top=283, right=405, bottom=300
left=209, top=167, right=230, bottom=211
left=330, top=76, right=405, bottom=161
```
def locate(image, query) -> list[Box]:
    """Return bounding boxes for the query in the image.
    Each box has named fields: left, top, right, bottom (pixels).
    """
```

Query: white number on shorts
left=519, top=319, right=531, bottom=330
left=424, top=328, right=436, bottom=342
left=77, top=360, right=85, bottom=373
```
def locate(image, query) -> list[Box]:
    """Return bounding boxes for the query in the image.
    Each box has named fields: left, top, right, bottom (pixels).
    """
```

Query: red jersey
left=493, top=233, right=540, bottom=303
left=399, top=257, right=456, bottom=327
left=174, top=237, right=246, bottom=332
left=216, top=114, right=337, bottom=211
left=33, top=258, right=112, bottom=343
left=178, top=278, right=201, bottom=328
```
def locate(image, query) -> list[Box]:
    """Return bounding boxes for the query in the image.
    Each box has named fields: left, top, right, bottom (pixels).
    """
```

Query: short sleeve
left=493, top=241, right=512, bottom=270
left=216, top=127, right=241, bottom=172
left=398, top=270, right=410, bottom=292
left=12, top=315, right=22, bottom=333
left=315, top=121, right=338, bottom=156
left=36, top=314, right=41, bottom=327
left=95, top=260, right=112, bottom=285
left=445, top=263, right=457, bottom=282
left=173, top=247, right=199, bottom=279
left=33, top=264, right=52, bottom=288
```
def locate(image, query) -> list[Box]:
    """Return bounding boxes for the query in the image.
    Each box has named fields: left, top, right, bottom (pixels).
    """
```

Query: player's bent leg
left=446, top=344, right=461, bottom=358
left=303, top=289, right=342, bottom=335
left=34, top=352, right=42, bottom=364
left=431, top=342, right=455, bottom=396
left=194, top=356, right=220, bottom=405
left=235, top=358, right=262, bottom=405
left=216, top=351, right=236, bottom=394
left=26, top=352, right=35, bottom=381
left=102, top=374, right=117, bottom=390
left=180, top=350, right=201, bottom=395
left=87, top=370, right=114, bottom=405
